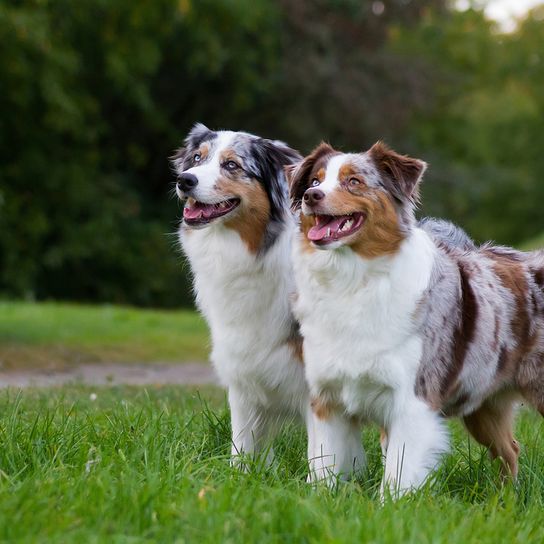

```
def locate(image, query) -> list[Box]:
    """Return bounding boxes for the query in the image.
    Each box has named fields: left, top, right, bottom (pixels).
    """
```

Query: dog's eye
left=194, top=153, right=201, bottom=163
left=224, top=160, right=240, bottom=171
left=310, top=178, right=320, bottom=187
left=349, top=177, right=360, bottom=186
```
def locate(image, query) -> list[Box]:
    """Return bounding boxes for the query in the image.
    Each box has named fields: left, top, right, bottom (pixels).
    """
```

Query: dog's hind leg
left=519, top=384, right=544, bottom=418
left=517, top=356, right=544, bottom=418
left=463, top=395, right=520, bottom=478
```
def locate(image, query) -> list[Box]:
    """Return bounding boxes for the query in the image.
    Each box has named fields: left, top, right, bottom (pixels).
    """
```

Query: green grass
left=0, top=301, right=209, bottom=369
left=0, top=385, right=543, bottom=543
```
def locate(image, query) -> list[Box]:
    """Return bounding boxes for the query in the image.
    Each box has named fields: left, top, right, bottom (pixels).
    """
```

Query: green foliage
left=392, top=5, right=544, bottom=244
left=1, top=0, right=544, bottom=306
left=0, top=0, right=282, bottom=306
left=0, top=386, right=544, bottom=541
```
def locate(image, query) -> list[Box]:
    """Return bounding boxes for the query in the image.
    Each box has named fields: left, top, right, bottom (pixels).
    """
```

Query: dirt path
left=0, top=363, right=219, bottom=388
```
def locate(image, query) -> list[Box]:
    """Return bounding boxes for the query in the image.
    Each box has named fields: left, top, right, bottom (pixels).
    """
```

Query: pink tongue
left=183, top=202, right=216, bottom=220
left=308, top=216, right=347, bottom=241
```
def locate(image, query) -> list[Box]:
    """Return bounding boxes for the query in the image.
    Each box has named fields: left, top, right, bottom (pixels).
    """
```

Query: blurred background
left=1, top=0, right=544, bottom=372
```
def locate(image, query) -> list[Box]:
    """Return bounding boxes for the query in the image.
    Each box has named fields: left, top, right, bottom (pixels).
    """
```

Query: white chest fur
left=180, top=221, right=305, bottom=409
left=293, top=228, right=436, bottom=423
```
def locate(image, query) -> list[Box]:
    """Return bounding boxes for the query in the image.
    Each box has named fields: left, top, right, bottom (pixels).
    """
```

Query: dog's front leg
left=306, top=404, right=365, bottom=487
left=382, top=397, right=448, bottom=498
left=228, top=387, right=275, bottom=470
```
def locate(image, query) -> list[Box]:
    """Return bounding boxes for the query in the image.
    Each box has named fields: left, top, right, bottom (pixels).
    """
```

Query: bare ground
left=0, top=362, right=219, bottom=388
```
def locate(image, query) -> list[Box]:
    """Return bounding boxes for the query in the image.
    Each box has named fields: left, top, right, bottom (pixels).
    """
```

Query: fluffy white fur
left=177, top=130, right=309, bottom=465
left=293, top=225, right=450, bottom=495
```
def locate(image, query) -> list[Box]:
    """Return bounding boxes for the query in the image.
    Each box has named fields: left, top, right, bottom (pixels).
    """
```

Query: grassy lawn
left=0, top=301, right=209, bottom=369
left=0, top=385, right=543, bottom=543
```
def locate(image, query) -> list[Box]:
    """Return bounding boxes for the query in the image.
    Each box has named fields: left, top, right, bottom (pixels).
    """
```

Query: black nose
left=177, top=172, right=198, bottom=192
left=303, top=188, right=325, bottom=206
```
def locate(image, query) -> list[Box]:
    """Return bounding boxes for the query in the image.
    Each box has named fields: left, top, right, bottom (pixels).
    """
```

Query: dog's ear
left=258, top=139, right=302, bottom=169
left=170, top=145, right=186, bottom=172
left=170, top=123, right=215, bottom=172
left=185, top=122, right=214, bottom=148
left=248, top=138, right=302, bottom=222
left=287, top=142, right=336, bottom=211
left=369, top=141, right=427, bottom=204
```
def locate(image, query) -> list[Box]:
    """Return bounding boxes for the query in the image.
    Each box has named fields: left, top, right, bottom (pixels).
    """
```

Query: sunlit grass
left=0, top=386, right=543, bottom=542
left=0, top=301, right=209, bottom=369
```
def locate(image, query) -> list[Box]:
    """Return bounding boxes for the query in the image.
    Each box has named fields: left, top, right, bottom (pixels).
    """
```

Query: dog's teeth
left=327, top=228, right=331, bottom=238
left=339, top=219, right=353, bottom=232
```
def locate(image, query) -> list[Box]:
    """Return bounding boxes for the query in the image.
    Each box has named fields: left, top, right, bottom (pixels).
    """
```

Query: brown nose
left=303, top=188, right=325, bottom=206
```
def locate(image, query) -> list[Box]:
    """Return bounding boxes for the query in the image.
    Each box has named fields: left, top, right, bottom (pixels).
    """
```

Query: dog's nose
left=177, top=173, right=199, bottom=192
left=303, top=188, right=325, bottom=206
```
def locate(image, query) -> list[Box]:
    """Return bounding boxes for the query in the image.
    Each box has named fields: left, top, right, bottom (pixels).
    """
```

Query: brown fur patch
left=219, top=148, right=239, bottom=164
left=316, top=168, right=326, bottom=182
left=288, top=323, right=304, bottom=364
left=215, top=177, right=270, bottom=254
left=379, top=428, right=389, bottom=456
left=490, top=254, right=534, bottom=377
left=198, top=142, right=210, bottom=161
left=338, top=163, right=362, bottom=183
left=440, top=261, right=478, bottom=400
left=350, top=192, right=405, bottom=259
left=311, top=396, right=339, bottom=420
left=299, top=213, right=318, bottom=254
left=288, top=336, right=304, bottom=364
left=463, top=398, right=520, bottom=478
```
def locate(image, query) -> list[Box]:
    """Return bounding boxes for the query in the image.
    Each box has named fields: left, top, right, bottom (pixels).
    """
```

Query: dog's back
left=416, top=240, right=544, bottom=411
left=418, top=217, right=476, bottom=251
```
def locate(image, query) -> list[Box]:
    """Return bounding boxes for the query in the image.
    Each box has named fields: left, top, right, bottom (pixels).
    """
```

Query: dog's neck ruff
left=180, top=217, right=302, bottom=387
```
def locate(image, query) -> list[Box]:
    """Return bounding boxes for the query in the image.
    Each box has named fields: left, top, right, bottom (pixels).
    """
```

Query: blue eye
left=311, top=178, right=320, bottom=187
left=194, top=153, right=201, bottom=162
left=349, top=177, right=360, bottom=185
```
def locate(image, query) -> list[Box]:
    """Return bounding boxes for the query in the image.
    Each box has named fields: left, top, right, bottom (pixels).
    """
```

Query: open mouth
left=307, top=213, right=365, bottom=245
left=183, top=198, right=240, bottom=226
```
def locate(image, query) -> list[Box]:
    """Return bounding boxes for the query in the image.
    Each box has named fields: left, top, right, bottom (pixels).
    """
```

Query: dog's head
left=287, top=142, right=426, bottom=257
left=172, top=123, right=300, bottom=253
